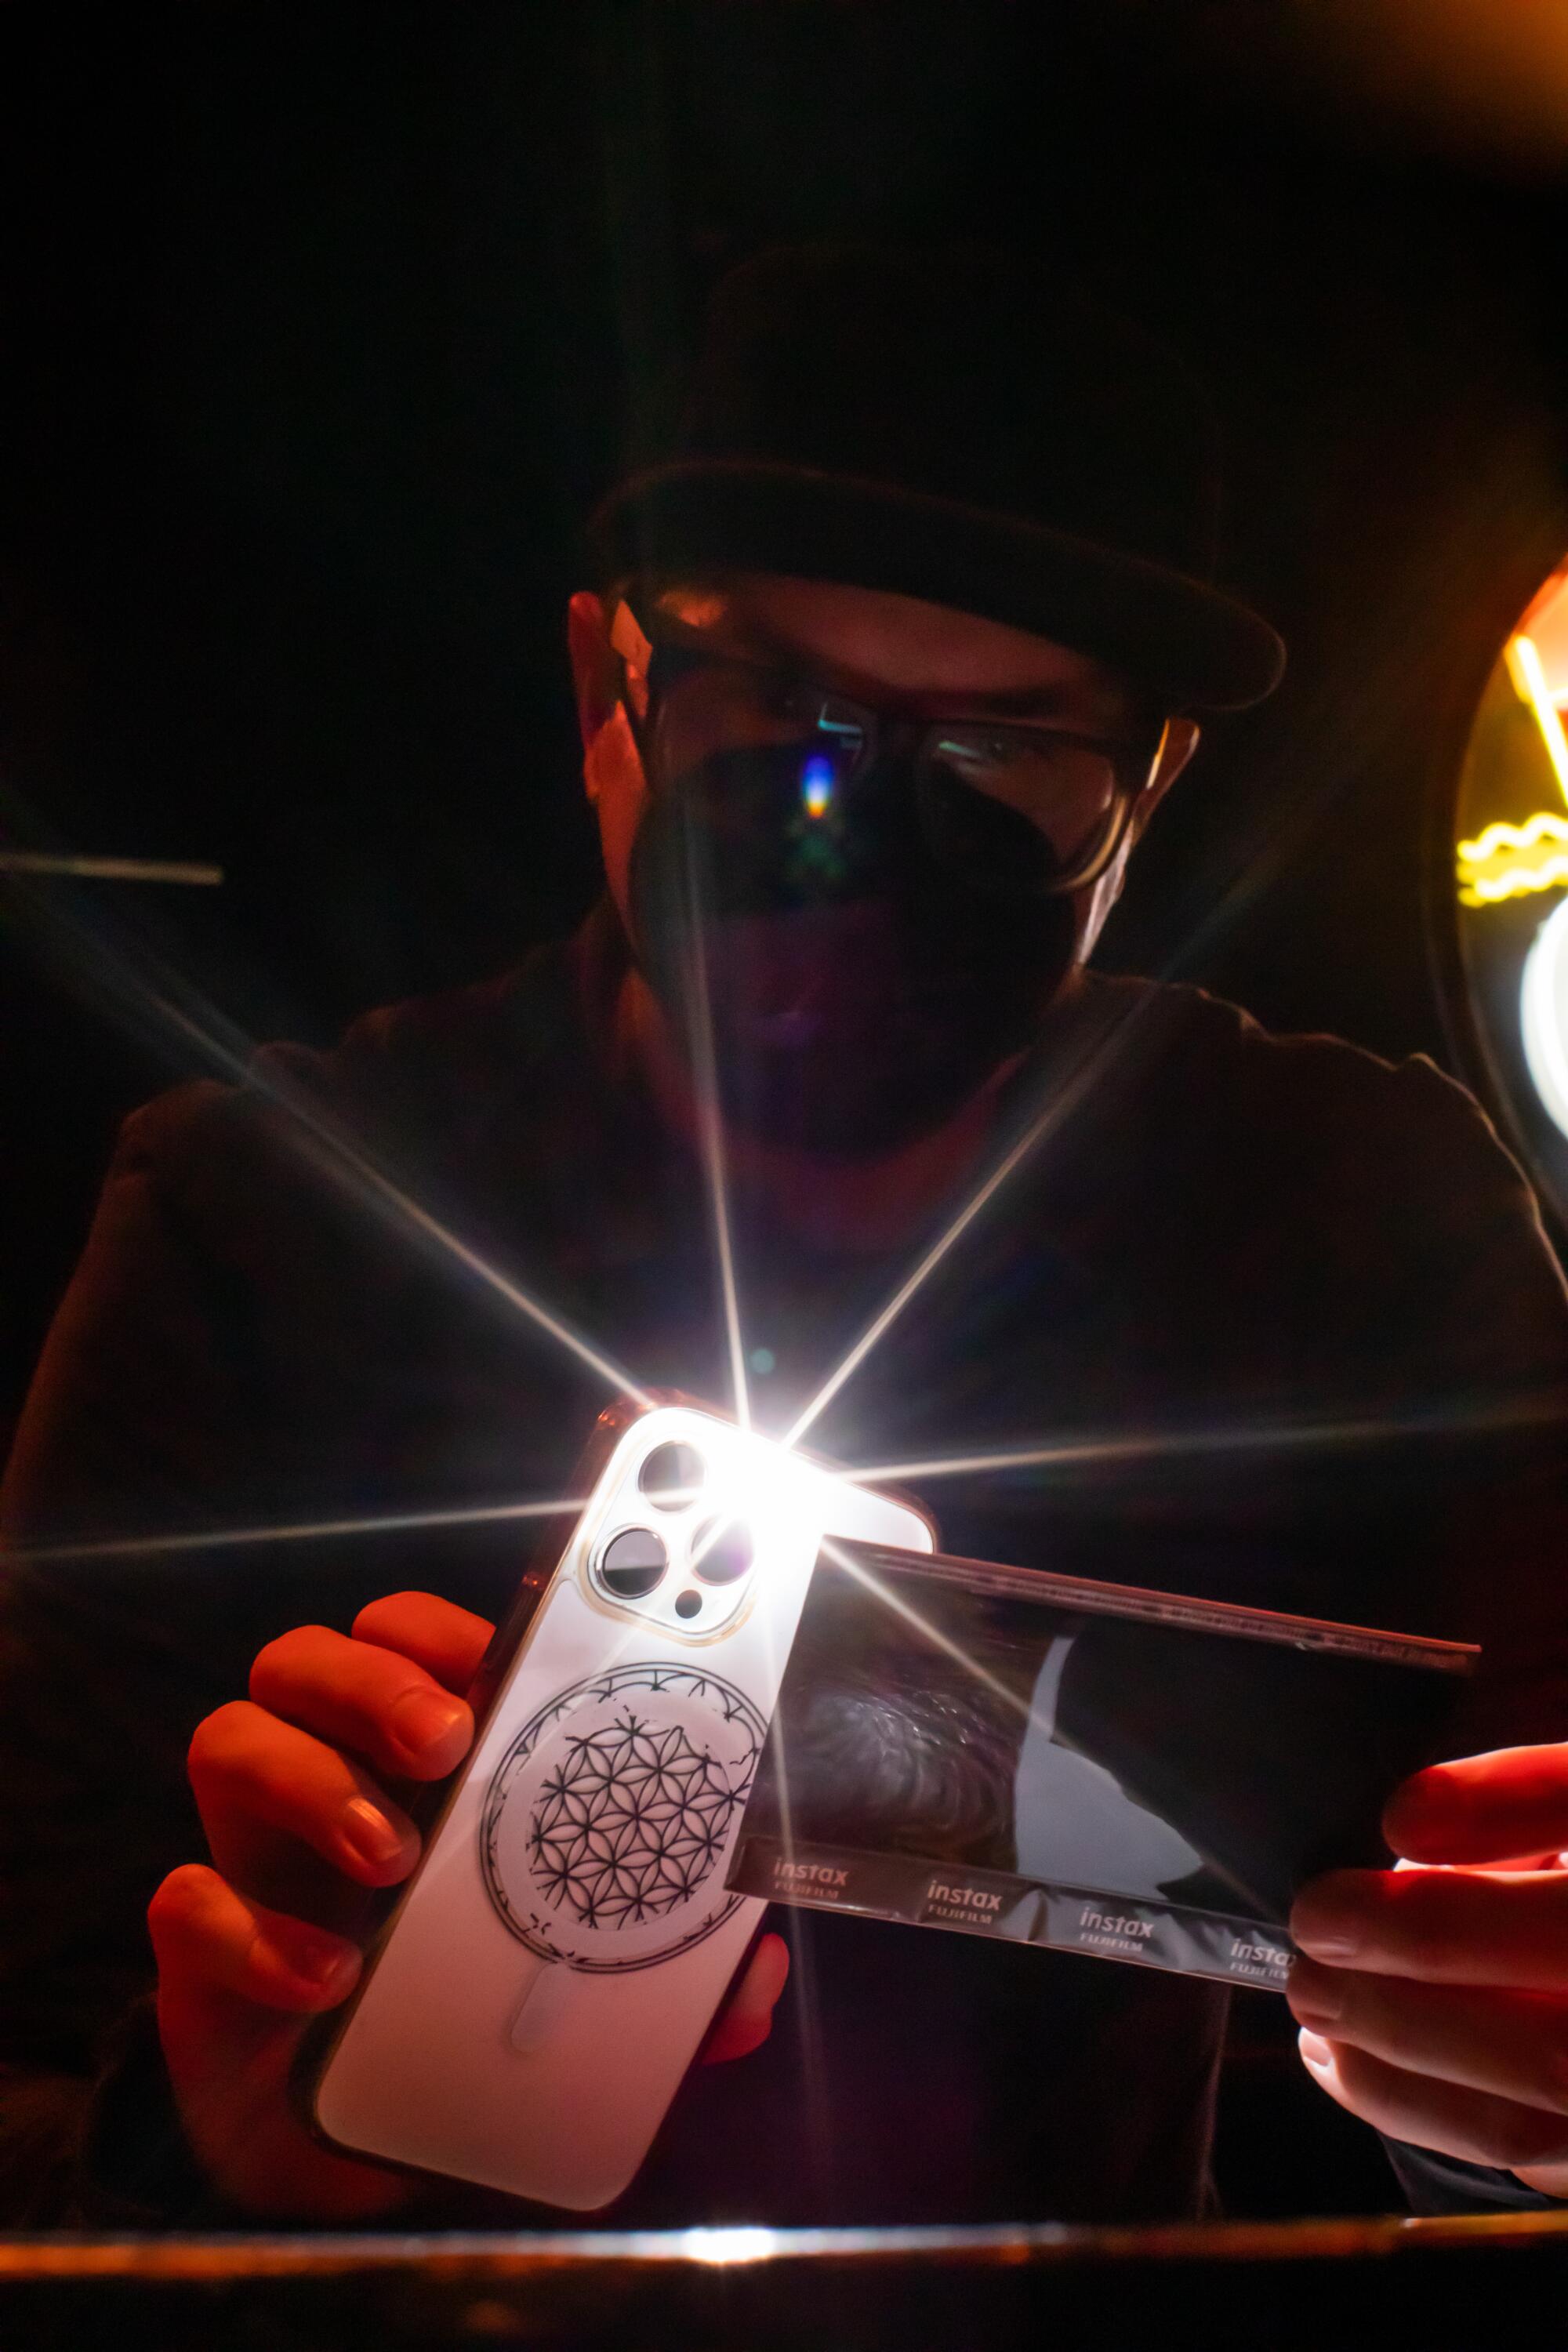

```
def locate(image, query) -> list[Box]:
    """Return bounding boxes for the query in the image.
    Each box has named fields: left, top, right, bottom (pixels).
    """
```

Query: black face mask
left=626, top=757, right=1082, bottom=1156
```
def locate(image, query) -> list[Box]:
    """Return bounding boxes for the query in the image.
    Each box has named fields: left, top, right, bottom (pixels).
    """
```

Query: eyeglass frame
left=605, top=594, right=1174, bottom=898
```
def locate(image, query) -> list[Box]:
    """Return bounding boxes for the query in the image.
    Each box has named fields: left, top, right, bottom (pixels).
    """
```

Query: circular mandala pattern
left=481, top=1662, right=766, bottom=1973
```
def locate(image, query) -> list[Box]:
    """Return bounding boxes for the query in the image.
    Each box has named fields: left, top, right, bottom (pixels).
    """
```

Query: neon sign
left=1454, top=577, right=1568, bottom=1181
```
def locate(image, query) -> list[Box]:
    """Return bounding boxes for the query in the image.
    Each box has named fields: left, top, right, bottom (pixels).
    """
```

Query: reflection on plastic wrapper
left=729, top=1539, right=1477, bottom=1991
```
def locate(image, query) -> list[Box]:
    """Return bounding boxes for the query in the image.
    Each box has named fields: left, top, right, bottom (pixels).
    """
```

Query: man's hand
left=150, top=1591, right=788, bottom=2218
left=1287, top=1744, right=1568, bottom=2194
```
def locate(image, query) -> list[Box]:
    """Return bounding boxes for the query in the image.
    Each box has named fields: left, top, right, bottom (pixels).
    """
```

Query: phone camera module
left=691, top=1519, right=754, bottom=1586
left=638, top=1442, right=706, bottom=1511
left=597, top=1526, right=668, bottom=1598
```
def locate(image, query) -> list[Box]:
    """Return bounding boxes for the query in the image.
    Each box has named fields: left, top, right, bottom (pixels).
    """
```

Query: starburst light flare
left=0, top=860, right=654, bottom=1410
left=783, top=999, right=1160, bottom=1450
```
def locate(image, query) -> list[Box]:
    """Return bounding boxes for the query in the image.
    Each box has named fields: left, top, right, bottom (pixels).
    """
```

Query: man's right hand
left=149, top=1588, right=792, bottom=2219
left=149, top=1590, right=489, bottom=2219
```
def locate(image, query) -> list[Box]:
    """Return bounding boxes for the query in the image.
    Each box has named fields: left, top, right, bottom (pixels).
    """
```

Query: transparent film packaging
left=728, top=1540, right=1478, bottom=1991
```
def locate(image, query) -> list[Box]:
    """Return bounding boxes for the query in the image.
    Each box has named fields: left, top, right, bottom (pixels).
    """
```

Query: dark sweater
left=3, top=904, right=1566, bottom=2227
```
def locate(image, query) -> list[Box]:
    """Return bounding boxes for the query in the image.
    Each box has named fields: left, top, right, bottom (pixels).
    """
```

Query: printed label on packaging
left=730, top=1838, right=1295, bottom=1990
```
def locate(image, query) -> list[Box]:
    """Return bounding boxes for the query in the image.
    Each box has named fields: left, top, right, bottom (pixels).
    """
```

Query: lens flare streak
left=783, top=1007, right=1156, bottom=1450
left=4, top=1493, right=589, bottom=1568
left=845, top=1392, right=1568, bottom=1492
left=816, top=1535, right=1060, bottom=1744
left=0, top=853, right=224, bottom=886
left=1, top=871, right=653, bottom=1410
left=679, top=808, right=753, bottom=1430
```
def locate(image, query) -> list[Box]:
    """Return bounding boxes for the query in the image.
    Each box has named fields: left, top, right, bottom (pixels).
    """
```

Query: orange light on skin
left=652, top=586, right=730, bottom=632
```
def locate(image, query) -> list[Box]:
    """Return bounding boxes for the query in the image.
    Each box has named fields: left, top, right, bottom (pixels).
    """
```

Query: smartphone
left=303, top=1399, right=936, bottom=2209
left=729, top=1537, right=1478, bottom=1991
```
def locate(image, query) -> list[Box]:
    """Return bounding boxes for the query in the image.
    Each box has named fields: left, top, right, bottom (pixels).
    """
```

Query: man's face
left=569, top=573, right=1194, bottom=1155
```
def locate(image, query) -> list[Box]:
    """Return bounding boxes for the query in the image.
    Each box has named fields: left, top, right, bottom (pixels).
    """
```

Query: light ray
left=149, top=986, right=655, bottom=1409
left=2, top=864, right=654, bottom=1408
left=816, top=1534, right=1061, bottom=1744
left=677, top=807, right=751, bottom=1429
left=4, top=1492, right=589, bottom=1568
left=0, top=853, right=224, bottom=886
left=847, top=1390, right=1568, bottom=1492
left=784, top=1002, right=1152, bottom=1449
left=751, top=1543, right=834, bottom=2162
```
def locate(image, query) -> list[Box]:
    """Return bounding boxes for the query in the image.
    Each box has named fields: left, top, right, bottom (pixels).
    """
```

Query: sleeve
left=1297, top=1051, right=1568, bottom=2215
left=0, top=1083, right=279, bottom=2224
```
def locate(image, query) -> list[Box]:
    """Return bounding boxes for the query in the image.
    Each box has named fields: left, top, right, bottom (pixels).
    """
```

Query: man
left=3, top=244, right=1568, bottom=2227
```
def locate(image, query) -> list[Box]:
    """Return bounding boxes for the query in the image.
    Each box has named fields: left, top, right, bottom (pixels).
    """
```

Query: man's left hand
left=1287, top=1744, right=1568, bottom=2195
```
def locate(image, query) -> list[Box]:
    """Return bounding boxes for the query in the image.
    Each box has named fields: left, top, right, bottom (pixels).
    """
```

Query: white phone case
left=307, top=1399, right=935, bottom=2209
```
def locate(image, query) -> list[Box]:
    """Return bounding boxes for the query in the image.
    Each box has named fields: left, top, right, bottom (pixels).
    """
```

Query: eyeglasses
left=612, top=602, right=1169, bottom=902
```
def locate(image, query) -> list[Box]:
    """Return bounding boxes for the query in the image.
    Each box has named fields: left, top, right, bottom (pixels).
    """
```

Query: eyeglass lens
left=651, top=652, right=1125, bottom=895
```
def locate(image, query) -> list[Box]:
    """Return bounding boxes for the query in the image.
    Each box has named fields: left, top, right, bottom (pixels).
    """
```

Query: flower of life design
left=482, top=1663, right=767, bottom=1965
left=528, top=1706, right=747, bottom=1927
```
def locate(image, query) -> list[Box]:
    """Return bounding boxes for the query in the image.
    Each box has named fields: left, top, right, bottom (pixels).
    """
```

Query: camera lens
left=692, top=1519, right=753, bottom=1585
left=598, top=1526, right=668, bottom=1597
left=638, top=1442, right=706, bottom=1510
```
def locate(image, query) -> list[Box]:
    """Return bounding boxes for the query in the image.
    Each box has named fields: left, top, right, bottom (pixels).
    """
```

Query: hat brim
left=587, top=460, right=1284, bottom=713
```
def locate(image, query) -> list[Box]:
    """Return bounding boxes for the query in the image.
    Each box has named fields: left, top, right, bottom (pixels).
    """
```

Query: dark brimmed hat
left=587, top=243, right=1284, bottom=712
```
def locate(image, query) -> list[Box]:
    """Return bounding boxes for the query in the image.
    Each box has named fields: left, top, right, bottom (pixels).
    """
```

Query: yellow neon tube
left=1456, top=810, right=1568, bottom=908
left=1459, top=855, right=1568, bottom=907
left=1457, top=810, right=1568, bottom=864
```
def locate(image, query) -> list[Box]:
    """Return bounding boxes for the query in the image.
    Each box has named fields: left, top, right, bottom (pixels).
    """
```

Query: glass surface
left=637, top=1441, right=706, bottom=1508
left=597, top=1526, right=669, bottom=1597
left=691, top=1519, right=754, bottom=1584
left=646, top=640, right=1135, bottom=897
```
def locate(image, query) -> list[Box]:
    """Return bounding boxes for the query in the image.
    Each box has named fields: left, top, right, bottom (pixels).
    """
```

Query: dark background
left=2, top=2, right=1566, bottom=2219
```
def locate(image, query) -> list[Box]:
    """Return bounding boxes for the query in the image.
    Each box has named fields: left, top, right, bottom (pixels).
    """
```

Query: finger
left=1292, top=1866, right=1568, bottom=1991
left=1287, top=1956, right=1568, bottom=2116
left=148, top=1864, right=361, bottom=2015
left=189, top=1701, right=420, bottom=1889
left=1296, top=2029, right=1568, bottom=2176
left=1387, top=1748, right=1568, bottom=1867
left=350, top=1592, right=495, bottom=1694
left=700, top=1933, right=790, bottom=2066
left=250, top=1624, right=474, bottom=1780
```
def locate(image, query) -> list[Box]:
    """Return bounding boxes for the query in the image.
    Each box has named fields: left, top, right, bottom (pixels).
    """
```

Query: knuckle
left=147, top=1861, right=216, bottom=1940
left=186, top=1698, right=256, bottom=1779
left=249, top=1622, right=332, bottom=1698
left=352, top=1590, right=431, bottom=1640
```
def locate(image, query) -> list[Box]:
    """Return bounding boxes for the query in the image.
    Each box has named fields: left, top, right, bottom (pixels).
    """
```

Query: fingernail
left=1298, top=2029, right=1334, bottom=2071
left=1287, top=1965, right=1344, bottom=2025
left=1290, top=1895, right=1361, bottom=1962
left=341, top=1796, right=414, bottom=1871
left=292, top=1935, right=358, bottom=1992
left=391, top=1688, right=468, bottom=1765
